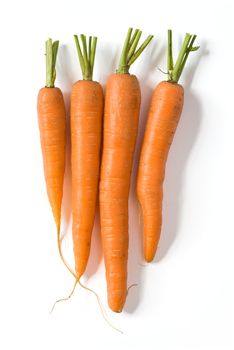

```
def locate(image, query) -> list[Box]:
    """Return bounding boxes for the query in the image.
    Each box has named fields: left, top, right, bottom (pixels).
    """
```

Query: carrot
left=37, top=38, right=66, bottom=256
left=71, top=34, right=103, bottom=279
left=99, top=28, right=153, bottom=312
left=137, top=30, right=199, bottom=262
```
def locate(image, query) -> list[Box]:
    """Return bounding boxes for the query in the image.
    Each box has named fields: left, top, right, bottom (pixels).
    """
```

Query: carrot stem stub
left=117, top=28, right=153, bottom=74
left=167, top=29, right=199, bottom=83
left=45, top=38, right=59, bottom=88
left=74, top=34, right=97, bottom=80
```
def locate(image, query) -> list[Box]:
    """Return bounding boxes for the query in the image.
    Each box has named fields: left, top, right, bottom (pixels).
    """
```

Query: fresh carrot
left=137, top=30, right=199, bottom=262
left=37, top=39, right=66, bottom=258
left=71, top=34, right=103, bottom=279
left=99, top=28, right=153, bottom=312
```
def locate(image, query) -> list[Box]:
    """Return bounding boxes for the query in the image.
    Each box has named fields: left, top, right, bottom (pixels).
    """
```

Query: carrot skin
left=99, top=73, right=141, bottom=312
left=137, top=81, right=184, bottom=262
left=37, top=87, right=66, bottom=231
left=71, top=80, right=104, bottom=279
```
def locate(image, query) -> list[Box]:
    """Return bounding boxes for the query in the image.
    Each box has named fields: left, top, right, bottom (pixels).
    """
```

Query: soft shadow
left=58, top=45, right=73, bottom=239
left=184, top=38, right=209, bottom=88
left=97, top=42, right=119, bottom=86
left=84, top=206, right=103, bottom=278
left=61, top=91, right=72, bottom=239
left=137, top=39, right=167, bottom=81
left=57, top=44, right=75, bottom=90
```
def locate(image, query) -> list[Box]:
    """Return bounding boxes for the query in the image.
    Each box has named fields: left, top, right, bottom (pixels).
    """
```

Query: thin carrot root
left=56, top=226, right=77, bottom=278
left=78, top=280, right=123, bottom=334
left=54, top=228, right=123, bottom=333
left=50, top=280, right=78, bottom=314
left=49, top=276, right=123, bottom=334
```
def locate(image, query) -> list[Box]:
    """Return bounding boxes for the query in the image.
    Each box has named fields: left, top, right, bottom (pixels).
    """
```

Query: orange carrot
left=71, top=34, right=103, bottom=279
left=37, top=38, right=66, bottom=249
left=99, top=28, right=153, bottom=312
left=137, top=30, right=199, bottom=262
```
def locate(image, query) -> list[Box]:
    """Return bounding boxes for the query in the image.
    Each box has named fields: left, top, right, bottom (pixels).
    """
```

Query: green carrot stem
left=117, top=28, right=154, bottom=74
left=117, top=28, right=133, bottom=74
left=90, top=37, right=97, bottom=76
left=74, top=34, right=98, bottom=80
left=172, top=33, right=191, bottom=81
left=167, top=30, right=173, bottom=80
left=74, top=35, right=85, bottom=76
left=80, top=35, right=88, bottom=64
left=128, top=29, right=140, bottom=50
left=128, top=35, right=153, bottom=66
left=127, top=30, right=142, bottom=61
left=88, top=36, right=92, bottom=62
left=176, top=35, right=197, bottom=81
left=80, top=34, right=90, bottom=80
left=168, top=30, right=199, bottom=83
left=45, top=38, right=59, bottom=88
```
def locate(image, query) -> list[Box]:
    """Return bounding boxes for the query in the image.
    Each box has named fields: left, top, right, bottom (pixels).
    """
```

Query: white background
left=0, top=0, right=233, bottom=349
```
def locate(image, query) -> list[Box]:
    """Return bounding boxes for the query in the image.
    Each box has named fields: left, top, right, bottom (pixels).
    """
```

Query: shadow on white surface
left=57, top=44, right=75, bottom=89
left=85, top=206, right=103, bottom=278
left=58, top=44, right=74, bottom=240
left=61, top=91, right=72, bottom=240
left=98, top=42, right=119, bottom=85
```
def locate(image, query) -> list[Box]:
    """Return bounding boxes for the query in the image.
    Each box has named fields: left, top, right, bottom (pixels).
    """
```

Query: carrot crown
left=45, top=38, right=59, bottom=88
left=74, top=34, right=97, bottom=81
left=167, top=30, right=199, bottom=83
left=117, top=28, right=153, bottom=74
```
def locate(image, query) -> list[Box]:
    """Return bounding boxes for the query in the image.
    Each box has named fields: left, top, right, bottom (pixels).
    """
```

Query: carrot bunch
left=37, top=29, right=199, bottom=315
left=137, top=30, right=199, bottom=262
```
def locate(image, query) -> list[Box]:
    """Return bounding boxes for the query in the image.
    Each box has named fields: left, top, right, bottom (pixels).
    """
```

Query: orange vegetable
left=37, top=38, right=66, bottom=246
left=71, top=34, right=103, bottom=279
left=99, top=28, right=153, bottom=312
left=137, top=30, right=199, bottom=262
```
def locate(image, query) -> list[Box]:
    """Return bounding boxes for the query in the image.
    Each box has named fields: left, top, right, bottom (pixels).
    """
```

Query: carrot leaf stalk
left=117, top=28, right=154, bottom=74
left=45, top=38, right=59, bottom=88
left=167, top=29, right=199, bottom=83
left=74, top=34, right=97, bottom=80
